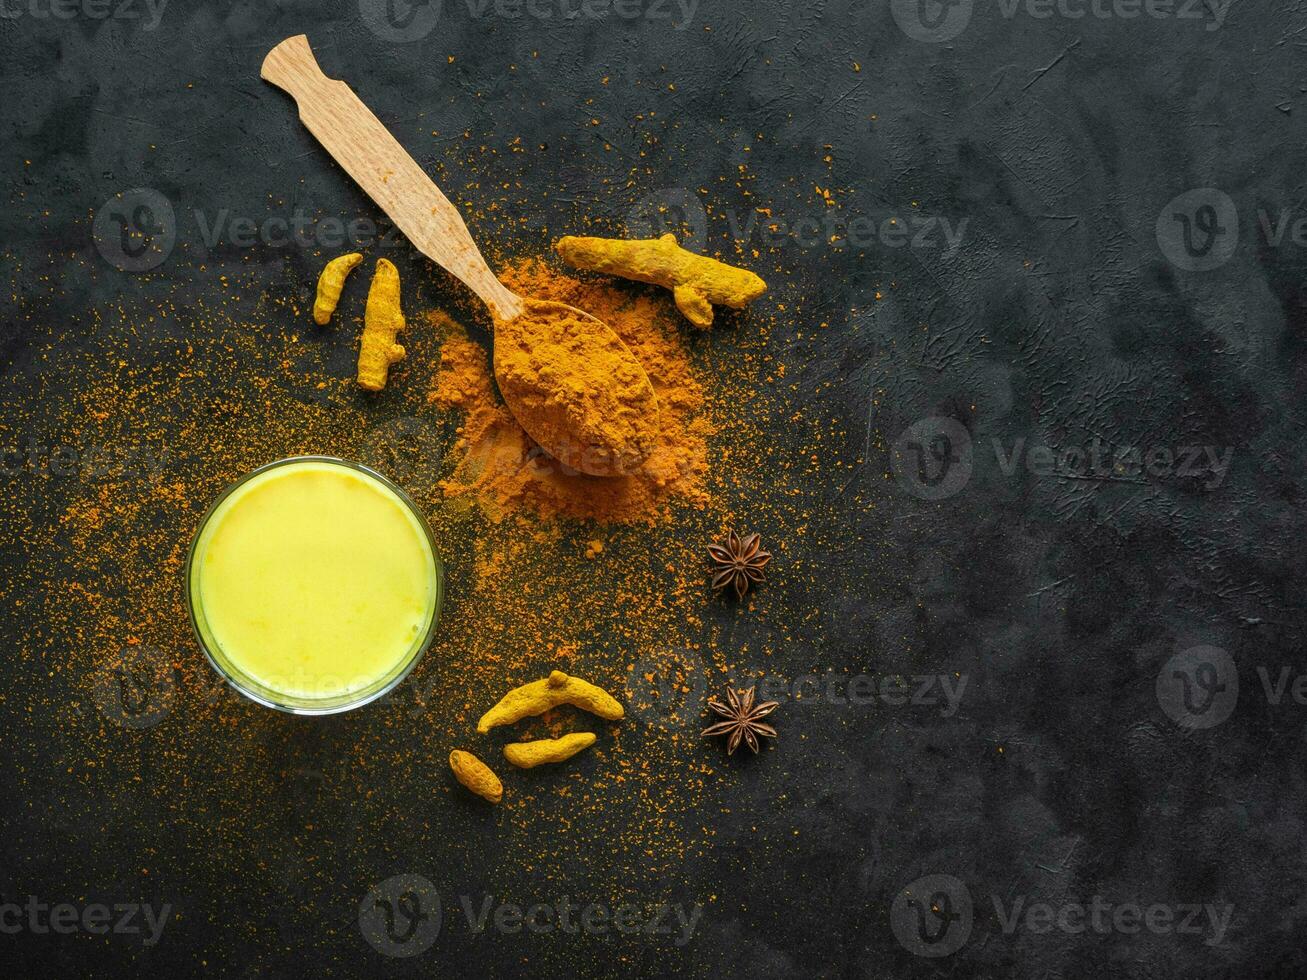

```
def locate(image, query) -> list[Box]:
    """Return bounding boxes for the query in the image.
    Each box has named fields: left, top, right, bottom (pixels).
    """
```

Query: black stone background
left=3, top=0, right=1307, bottom=977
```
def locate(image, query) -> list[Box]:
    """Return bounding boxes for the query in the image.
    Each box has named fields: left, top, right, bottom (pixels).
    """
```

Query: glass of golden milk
left=185, top=456, right=444, bottom=714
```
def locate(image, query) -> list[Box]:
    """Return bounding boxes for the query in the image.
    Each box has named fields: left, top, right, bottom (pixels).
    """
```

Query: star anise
left=701, top=686, right=779, bottom=755
left=707, top=530, right=772, bottom=599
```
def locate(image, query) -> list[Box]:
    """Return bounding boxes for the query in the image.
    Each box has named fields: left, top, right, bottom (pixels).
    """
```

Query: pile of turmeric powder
left=493, top=298, right=659, bottom=477
left=429, top=259, right=712, bottom=524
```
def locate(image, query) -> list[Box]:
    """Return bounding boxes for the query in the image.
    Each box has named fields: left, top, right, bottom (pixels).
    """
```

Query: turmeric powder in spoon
left=493, top=300, right=659, bottom=477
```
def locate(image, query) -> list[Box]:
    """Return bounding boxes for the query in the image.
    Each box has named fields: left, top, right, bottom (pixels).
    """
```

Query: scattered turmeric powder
left=448, top=749, right=503, bottom=803
left=555, top=233, right=767, bottom=328
left=504, top=732, right=596, bottom=769
left=477, top=669, right=624, bottom=733
left=357, top=258, right=406, bottom=391
left=17, top=140, right=808, bottom=902
left=312, top=252, right=362, bottom=326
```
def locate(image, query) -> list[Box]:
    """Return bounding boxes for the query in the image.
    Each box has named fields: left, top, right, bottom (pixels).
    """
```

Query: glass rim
left=184, top=455, right=444, bottom=716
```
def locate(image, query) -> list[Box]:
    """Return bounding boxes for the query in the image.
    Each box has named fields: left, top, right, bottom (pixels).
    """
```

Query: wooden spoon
left=260, top=35, right=658, bottom=477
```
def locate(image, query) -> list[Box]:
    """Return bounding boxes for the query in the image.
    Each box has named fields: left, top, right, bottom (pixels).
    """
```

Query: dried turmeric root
left=477, top=670, right=624, bottom=733
left=449, top=749, right=503, bottom=803
left=555, top=233, right=766, bottom=328
left=312, top=251, right=362, bottom=325
left=357, top=258, right=406, bottom=391
left=504, top=732, right=596, bottom=769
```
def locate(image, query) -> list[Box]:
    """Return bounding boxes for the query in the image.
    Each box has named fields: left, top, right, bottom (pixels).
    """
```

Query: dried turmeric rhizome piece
left=357, top=258, right=406, bottom=391
left=504, top=732, right=596, bottom=769
left=449, top=750, right=502, bottom=803
left=477, top=670, right=624, bottom=733
left=312, top=252, right=362, bottom=326
left=555, top=233, right=766, bottom=328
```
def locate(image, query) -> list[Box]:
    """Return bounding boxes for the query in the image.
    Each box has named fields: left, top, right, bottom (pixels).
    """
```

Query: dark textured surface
left=3, top=1, right=1306, bottom=977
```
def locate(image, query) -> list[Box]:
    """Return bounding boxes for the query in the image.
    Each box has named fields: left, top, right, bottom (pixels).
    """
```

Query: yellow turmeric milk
left=187, top=458, right=441, bottom=710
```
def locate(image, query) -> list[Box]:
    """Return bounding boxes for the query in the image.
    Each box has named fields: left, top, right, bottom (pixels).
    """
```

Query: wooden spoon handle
left=261, top=35, right=523, bottom=321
